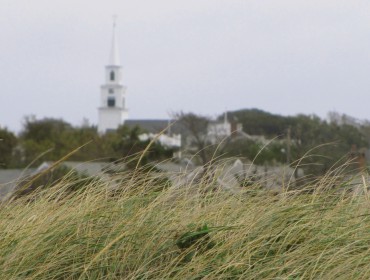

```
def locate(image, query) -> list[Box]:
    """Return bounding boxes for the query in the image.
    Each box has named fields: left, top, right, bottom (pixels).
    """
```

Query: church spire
left=98, top=18, right=128, bottom=134
left=108, top=16, right=121, bottom=66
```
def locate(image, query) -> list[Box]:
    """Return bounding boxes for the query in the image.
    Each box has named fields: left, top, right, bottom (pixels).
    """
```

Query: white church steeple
left=98, top=18, right=128, bottom=134
left=109, top=17, right=121, bottom=66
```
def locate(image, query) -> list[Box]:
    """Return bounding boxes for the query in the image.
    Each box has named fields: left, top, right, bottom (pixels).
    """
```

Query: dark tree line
left=1, top=109, right=369, bottom=177
left=226, top=109, right=368, bottom=174
left=0, top=117, right=174, bottom=169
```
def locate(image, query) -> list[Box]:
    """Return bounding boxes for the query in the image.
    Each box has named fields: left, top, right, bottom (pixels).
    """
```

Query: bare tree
left=174, top=112, right=211, bottom=165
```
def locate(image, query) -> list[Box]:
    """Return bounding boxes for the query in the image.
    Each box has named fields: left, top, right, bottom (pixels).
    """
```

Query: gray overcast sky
left=2, top=0, right=370, bottom=133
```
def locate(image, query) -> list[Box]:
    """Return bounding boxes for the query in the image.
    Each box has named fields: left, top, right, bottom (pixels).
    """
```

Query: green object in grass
left=176, top=224, right=211, bottom=250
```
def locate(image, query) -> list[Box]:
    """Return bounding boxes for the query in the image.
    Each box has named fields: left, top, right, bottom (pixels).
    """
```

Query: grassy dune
left=1, top=164, right=370, bottom=279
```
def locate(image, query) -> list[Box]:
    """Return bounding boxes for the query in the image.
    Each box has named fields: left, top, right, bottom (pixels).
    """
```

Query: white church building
left=96, top=21, right=246, bottom=152
left=98, top=20, right=128, bottom=134
left=97, top=20, right=182, bottom=149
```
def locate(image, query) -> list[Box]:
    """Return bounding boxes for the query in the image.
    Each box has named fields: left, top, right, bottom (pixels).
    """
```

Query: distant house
left=125, top=119, right=185, bottom=149
left=207, top=113, right=243, bottom=144
left=126, top=114, right=244, bottom=153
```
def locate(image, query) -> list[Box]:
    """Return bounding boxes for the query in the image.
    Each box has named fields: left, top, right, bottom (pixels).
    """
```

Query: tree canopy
left=0, top=127, right=17, bottom=168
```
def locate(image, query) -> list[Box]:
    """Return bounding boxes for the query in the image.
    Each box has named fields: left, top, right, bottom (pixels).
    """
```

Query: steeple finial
left=109, top=16, right=121, bottom=66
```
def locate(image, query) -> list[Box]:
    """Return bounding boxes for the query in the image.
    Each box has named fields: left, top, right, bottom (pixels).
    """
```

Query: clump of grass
left=1, top=160, right=370, bottom=279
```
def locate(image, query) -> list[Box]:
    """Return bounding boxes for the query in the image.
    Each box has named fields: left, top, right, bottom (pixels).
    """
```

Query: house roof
left=0, top=161, right=124, bottom=201
left=0, top=169, right=33, bottom=184
left=63, top=161, right=117, bottom=177
left=0, top=168, right=36, bottom=201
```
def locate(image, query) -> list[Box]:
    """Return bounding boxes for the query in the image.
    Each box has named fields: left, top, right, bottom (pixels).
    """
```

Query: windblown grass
left=1, top=163, right=370, bottom=279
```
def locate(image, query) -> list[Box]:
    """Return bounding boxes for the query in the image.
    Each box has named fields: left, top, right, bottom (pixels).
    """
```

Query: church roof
left=108, top=18, right=121, bottom=66
left=125, top=119, right=187, bottom=135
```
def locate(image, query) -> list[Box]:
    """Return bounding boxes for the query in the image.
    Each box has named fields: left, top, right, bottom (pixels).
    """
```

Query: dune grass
left=1, top=163, right=370, bottom=279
